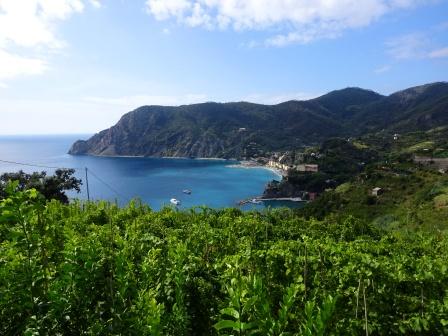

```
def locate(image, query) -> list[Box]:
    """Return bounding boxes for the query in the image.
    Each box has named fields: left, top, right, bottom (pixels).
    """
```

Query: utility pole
left=85, top=167, right=90, bottom=201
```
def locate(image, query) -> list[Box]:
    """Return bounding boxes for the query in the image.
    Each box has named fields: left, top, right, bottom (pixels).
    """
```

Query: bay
left=0, top=135, right=290, bottom=210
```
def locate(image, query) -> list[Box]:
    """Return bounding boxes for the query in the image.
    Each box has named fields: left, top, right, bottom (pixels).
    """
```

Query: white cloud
left=265, top=29, right=340, bottom=47
left=147, top=0, right=192, bottom=21
left=0, top=50, right=48, bottom=80
left=0, top=98, right=125, bottom=134
left=0, top=0, right=85, bottom=48
left=242, top=92, right=318, bottom=105
left=0, top=0, right=96, bottom=81
left=435, top=21, right=448, bottom=31
left=84, top=92, right=321, bottom=108
left=386, top=33, right=429, bottom=59
left=89, top=0, right=102, bottom=8
left=145, top=0, right=426, bottom=46
left=84, top=93, right=209, bottom=107
left=428, top=47, right=448, bottom=59
left=0, top=93, right=208, bottom=134
left=386, top=32, right=448, bottom=60
left=374, top=65, right=392, bottom=74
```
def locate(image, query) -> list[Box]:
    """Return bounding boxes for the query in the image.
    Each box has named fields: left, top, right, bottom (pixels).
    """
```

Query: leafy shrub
left=1, top=188, right=447, bottom=335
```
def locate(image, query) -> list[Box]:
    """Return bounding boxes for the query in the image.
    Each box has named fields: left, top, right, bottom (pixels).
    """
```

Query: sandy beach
left=227, top=161, right=284, bottom=179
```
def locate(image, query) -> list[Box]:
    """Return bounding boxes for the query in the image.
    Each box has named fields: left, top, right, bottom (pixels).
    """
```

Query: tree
left=0, top=169, right=82, bottom=203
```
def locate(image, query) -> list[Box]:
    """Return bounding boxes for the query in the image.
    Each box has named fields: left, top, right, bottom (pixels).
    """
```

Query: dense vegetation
left=1, top=182, right=447, bottom=335
left=0, top=169, right=81, bottom=204
left=300, top=165, right=448, bottom=229
left=266, top=123, right=448, bottom=211
left=69, top=82, right=448, bottom=159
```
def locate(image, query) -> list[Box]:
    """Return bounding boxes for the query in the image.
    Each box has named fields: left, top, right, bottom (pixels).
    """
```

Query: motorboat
left=182, top=189, right=192, bottom=195
left=170, top=198, right=181, bottom=206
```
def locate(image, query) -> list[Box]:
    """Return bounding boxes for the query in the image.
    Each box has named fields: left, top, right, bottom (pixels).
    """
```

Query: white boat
left=183, top=189, right=192, bottom=195
left=249, top=198, right=262, bottom=204
left=170, top=198, right=181, bottom=206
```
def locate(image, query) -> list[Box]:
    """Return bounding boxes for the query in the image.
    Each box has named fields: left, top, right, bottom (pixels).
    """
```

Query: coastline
left=227, top=160, right=284, bottom=179
left=69, top=153, right=232, bottom=161
left=168, top=157, right=231, bottom=161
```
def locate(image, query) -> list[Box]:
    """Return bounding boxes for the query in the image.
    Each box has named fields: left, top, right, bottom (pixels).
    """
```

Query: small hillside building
left=308, top=192, right=318, bottom=201
left=371, top=187, right=383, bottom=197
left=297, top=164, right=319, bottom=173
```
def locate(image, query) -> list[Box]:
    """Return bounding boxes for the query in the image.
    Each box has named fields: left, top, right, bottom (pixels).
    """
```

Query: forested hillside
left=69, top=82, right=448, bottom=159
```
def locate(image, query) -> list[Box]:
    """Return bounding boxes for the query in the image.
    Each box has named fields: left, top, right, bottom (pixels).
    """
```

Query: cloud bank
left=387, top=32, right=448, bottom=60
left=146, top=0, right=426, bottom=46
left=0, top=0, right=100, bottom=82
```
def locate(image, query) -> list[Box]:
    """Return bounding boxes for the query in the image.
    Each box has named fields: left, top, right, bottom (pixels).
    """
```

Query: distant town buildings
left=267, top=153, right=319, bottom=174
left=296, top=164, right=319, bottom=172
left=267, top=159, right=291, bottom=172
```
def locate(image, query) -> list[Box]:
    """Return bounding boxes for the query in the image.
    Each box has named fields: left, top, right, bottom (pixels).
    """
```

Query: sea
left=0, top=135, right=300, bottom=210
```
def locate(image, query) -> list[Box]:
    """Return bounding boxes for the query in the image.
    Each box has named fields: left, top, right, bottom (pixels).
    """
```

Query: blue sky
left=0, top=0, right=447, bottom=134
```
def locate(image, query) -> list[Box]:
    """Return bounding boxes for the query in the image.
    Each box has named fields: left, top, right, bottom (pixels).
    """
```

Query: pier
left=237, top=197, right=306, bottom=206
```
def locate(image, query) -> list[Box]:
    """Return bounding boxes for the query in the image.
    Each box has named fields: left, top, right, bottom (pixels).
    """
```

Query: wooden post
left=85, top=167, right=90, bottom=201
left=304, top=244, right=308, bottom=300
left=363, top=282, right=369, bottom=336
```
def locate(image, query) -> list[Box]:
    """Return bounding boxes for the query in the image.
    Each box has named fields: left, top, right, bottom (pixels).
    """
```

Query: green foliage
left=0, top=169, right=82, bottom=204
left=406, top=141, right=435, bottom=153
left=1, top=189, right=448, bottom=335
left=299, top=165, right=448, bottom=231
left=300, top=295, right=336, bottom=336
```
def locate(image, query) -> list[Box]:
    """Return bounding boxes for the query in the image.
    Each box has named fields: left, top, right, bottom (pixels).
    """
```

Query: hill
left=348, top=82, right=448, bottom=133
left=68, top=101, right=344, bottom=158
left=69, top=82, right=448, bottom=159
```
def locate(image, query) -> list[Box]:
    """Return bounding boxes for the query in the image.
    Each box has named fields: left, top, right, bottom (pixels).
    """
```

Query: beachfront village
left=237, top=149, right=323, bottom=205
left=238, top=133, right=448, bottom=205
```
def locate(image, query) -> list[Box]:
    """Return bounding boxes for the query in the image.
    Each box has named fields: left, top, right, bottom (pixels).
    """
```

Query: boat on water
left=170, top=198, right=181, bottom=206
left=183, top=189, right=192, bottom=195
left=249, top=198, right=262, bottom=204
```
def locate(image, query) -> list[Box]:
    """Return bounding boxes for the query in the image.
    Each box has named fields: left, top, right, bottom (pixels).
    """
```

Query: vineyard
left=1, top=183, right=448, bottom=335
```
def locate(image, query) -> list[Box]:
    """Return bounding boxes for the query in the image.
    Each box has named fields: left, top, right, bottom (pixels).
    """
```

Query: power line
left=87, top=168, right=132, bottom=203
left=85, top=167, right=91, bottom=202
left=0, top=158, right=80, bottom=170
left=0, top=158, right=132, bottom=204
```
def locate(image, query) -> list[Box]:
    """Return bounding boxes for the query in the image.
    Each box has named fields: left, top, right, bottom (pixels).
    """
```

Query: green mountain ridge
left=69, top=82, right=448, bottom=158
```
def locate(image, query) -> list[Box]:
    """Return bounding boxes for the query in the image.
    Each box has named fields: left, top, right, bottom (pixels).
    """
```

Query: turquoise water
left=0, top=135, right=286, bottom=210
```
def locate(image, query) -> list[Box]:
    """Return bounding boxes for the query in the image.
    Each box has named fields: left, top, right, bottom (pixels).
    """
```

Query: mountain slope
left=69, top=82, right=448, bottom=158
left=69, top=101, right=345, bottom=158
left=312, top=87, right=384, bottom=118
left=348, top=82, right=448, bottom=132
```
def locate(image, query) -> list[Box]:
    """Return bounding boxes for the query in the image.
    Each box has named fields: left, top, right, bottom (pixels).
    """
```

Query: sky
left=0, top=0, right=447, bottom=134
